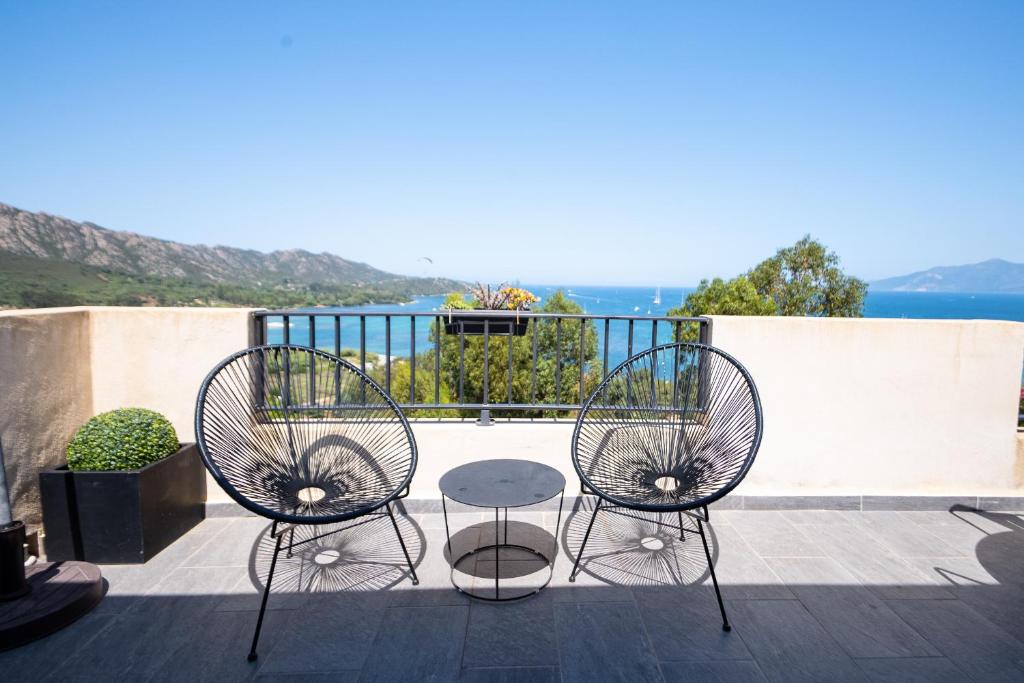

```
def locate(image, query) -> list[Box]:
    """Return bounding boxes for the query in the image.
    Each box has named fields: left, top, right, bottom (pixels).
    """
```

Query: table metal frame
left=441, top=488, right=565, bottom=602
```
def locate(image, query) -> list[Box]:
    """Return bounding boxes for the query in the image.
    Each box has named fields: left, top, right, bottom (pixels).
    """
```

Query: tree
left=671, top=276, right=775, bottom=317
left=748, top=235, right=866, bottom=317
left=422, top=289, right=600, bottom=417
left=669, top=236, right=866, bottom=318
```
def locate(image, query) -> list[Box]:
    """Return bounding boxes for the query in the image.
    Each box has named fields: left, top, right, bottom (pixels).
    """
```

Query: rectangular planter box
left=39, top=443, right=206, bottom=564
left=443, top=311, right=529, bottom=336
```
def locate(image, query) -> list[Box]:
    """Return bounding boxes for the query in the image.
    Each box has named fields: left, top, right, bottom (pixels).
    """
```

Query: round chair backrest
left=195, top=345, right=417, bottom=524
left=572, top=342, right=761, bottom=511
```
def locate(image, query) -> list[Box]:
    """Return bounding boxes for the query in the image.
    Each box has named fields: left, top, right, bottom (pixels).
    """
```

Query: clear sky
left=2, top=2, right=1021, bottom=286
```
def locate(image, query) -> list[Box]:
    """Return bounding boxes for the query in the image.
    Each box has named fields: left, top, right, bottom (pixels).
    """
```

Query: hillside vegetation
left=0, top=202, right=461, bottom=308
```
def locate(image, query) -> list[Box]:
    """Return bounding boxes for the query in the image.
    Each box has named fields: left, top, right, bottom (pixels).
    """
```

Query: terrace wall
left=0, top=308, right=1021, bottom=531
left=708, top=316, right=1024, bottom=502
left=0, top=309, right=93, bottom=530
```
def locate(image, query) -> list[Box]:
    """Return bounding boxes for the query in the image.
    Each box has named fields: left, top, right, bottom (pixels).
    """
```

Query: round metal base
left=0, top=561, right=103, bottom=651
left=450, top=543, right=553, bottom=602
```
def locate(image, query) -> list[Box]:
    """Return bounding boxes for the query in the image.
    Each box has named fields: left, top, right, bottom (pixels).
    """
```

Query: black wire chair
left=570, top=342, right=762, bottom=631
left=195, top=345, right=419, bottom=660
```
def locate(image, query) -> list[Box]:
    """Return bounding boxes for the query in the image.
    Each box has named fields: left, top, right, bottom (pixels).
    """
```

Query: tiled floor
left=3, top=503, right=1024, bottom=681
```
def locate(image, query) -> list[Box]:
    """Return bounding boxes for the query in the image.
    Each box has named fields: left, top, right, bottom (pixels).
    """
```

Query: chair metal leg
left=386, top=503, right=419, bottom=585
left=678, top=510, right=685, bottom=541
left=697, top=517, right=731, bottom=632
left=248, top=531, right=283, bottom=661
left=569, top=498, right=603, bottom=582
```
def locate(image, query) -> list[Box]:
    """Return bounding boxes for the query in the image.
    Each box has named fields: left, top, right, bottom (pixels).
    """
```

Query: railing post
left=478, top=319, right=493, bottom=426
left=698, top=316, right=713, bottom=346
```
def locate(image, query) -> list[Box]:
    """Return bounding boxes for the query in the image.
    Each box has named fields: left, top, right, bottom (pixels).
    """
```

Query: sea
left=263, top=285, right=1024, bottom=366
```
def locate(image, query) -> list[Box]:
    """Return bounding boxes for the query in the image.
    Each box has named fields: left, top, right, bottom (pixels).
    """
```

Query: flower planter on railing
left=443, top=310, right=530, bottom=336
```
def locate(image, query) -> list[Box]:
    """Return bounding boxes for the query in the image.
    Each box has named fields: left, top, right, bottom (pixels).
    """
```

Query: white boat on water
left=652, top=287, right=661, bottom=305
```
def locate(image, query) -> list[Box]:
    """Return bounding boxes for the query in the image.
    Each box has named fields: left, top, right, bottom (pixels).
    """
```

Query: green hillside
left=0, top=201, right=463, bottom=308
left=0, top=252, right=449, bottom=309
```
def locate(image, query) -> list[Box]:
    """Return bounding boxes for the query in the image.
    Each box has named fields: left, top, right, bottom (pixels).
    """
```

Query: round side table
left=439, top=459, right=565, bottom=601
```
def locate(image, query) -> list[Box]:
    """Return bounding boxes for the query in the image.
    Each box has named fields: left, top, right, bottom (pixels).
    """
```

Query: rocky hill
left=871, top=258, right=1024, bottom=293
left=0, top=202, right=451, bottom=288
left=0, top=202, right=461, bottom=308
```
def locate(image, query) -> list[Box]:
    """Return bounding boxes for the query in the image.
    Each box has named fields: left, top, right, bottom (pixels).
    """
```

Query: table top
left=439, top=459, right=566, bottom=509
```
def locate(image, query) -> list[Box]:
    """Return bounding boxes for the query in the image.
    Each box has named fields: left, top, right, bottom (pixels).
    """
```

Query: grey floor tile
left=0, top=610, right=115, bottom=680
left=9, top=511, right=1024, bottom=683
left=256, top=674, right=359, bottom=682
left=51, top=566, right=242, bottom=679
left=795, top=523, right=954, bottom=600
left=765, top=557, right=938, bottom=658
left=462, top=593, right=558, bottom=667
left=780, top=510, right=857, bottom=526
left=558, top=506, right=708, bottom=591
left=946, top=584, right=1024, bottom=645
left=460, top=666, right=560, bottom=682
left=633, top=586, right=751, bottom=662
left=553, top=601, right=664, bottom=682
left=900, top=556, right=999, bottom=589
left=727, top=511, right=825, bottom=558
left=258, top=594, right=387, bottom=674
left=727, top=599, right=869, bottom=682
left=885, top=598, right=1024, bottom=681
left=900, top=509, right=1010, bottom=555
left=702, top=526, right=794, bottom=600
left=182, top=517, right=269, bottom=568
left=855, top=657, right=967, bottom=682
left=150, top=609, right=291, bottom=683
left=96, top=518, right=236, bottom=601
left=358, top=605, right=468, bottom=682
left=660, top=660, right=768, bottom=682
left=853, top=512, right=966, bottom=558
left=215, top=572, right=311, bottom=612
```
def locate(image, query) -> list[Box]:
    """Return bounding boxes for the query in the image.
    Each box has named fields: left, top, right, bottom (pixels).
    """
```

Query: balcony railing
left=251, top=310, right=711, bottom=416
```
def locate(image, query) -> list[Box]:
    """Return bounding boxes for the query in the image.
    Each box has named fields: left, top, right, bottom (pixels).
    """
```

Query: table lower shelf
left=450, top=542, right=554, bottom=601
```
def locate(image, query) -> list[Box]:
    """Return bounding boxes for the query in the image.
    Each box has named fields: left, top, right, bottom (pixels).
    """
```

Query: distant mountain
left=0, top=202, right=462, bottom=308
left=871, top=259, right=1024, bottom=294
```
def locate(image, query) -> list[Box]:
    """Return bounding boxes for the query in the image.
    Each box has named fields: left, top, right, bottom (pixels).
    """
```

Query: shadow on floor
left=248, top=511, right=426, bottom=593
left=4, top=506, right=1024, bottom=681
left=561, top=498, right=715, bottom=587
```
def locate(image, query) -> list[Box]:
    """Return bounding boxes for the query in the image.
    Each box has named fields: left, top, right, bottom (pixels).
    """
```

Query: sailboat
left=652, top=287, right=661, bottom=305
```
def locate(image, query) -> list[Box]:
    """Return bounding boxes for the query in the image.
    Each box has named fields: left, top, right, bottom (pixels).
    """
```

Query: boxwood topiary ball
left=67, top=408, right=180, bottom=472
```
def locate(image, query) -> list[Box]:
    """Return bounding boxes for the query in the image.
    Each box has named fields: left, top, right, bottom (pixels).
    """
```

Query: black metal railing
left=251, top=310, right=711, bottom=416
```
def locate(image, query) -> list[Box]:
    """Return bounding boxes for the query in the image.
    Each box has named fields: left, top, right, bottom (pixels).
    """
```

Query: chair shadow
left=941, top=505, right=1024, bottom=586
left=247, top=510, right=426, bottom=594
left=561, top=497, right=715, bottom=587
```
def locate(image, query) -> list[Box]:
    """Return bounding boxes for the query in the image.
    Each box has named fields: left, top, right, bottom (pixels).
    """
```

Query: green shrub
left=67, top=408, right=180, bottom=472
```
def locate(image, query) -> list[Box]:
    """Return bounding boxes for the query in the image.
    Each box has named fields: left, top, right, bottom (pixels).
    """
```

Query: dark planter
left=443, top=310, right=530, bottom=336
left=39, top=443, right=206, bottom=564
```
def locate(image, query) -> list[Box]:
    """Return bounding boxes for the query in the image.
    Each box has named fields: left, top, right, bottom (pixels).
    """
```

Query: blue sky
left=1, top=2, right=1021, bottom=285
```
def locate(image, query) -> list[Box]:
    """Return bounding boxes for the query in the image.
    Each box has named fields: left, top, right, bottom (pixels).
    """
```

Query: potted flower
left=443, top=283, right=539, bottom=336
left=39, top=408, right=206, bottom=564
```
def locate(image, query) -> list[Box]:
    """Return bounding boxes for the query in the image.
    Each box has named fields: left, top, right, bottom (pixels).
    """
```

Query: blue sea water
left=264, top=286, right=1024, bottom=365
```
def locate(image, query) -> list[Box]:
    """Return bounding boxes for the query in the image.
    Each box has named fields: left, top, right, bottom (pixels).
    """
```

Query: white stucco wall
left=1, top=307, right=1022, bottom=522
left=707, top=316, right=1024, bottom=497
left=0, top=309, right=94, bottom=530
left=88, top=307, right=254, bottom=441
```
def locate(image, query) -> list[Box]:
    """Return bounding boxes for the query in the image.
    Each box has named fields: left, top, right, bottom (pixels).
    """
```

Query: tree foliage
left=672, top=276, right=776, bottom=317
left=669, top=236, right=866, bottom=318
left=383, top=290, right=600, bottom=417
